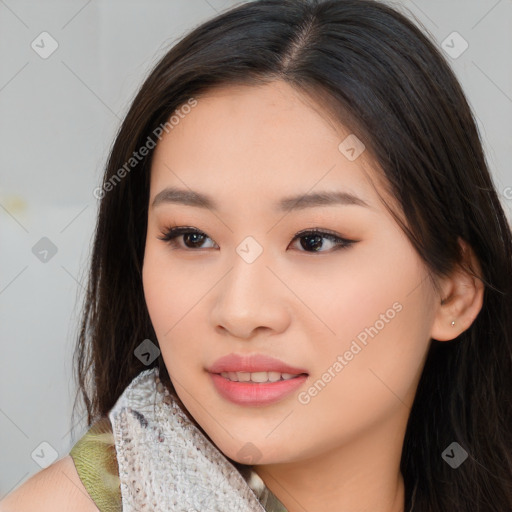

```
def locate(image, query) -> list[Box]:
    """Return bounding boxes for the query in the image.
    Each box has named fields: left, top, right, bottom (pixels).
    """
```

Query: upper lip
left=207, top=353, right=308, bottom=375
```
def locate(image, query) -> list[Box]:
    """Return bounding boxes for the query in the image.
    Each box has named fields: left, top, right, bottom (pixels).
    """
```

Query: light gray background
left=1, top=0, right=511, bottom=497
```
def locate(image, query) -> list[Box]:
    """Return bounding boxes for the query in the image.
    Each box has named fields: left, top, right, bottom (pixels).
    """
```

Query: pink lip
left=207, top=353, right=308, bottom=375
left=209, top=373, right=308, bottom=406
left=207, top=353, right=309, bottom=406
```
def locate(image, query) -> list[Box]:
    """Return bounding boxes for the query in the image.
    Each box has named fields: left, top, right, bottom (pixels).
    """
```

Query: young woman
left=2, top=0, right=511, bottom=511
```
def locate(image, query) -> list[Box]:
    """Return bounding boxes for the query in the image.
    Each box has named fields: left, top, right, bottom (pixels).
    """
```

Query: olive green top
left=69, top=417, right=122, bottom=511
left=69, top=416, right=287, bottom=511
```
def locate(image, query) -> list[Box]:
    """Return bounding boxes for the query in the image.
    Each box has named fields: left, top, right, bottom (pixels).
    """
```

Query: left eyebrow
left=276, top=190, right=371, bottom=212
left=150, top=187, right=371, bottom=211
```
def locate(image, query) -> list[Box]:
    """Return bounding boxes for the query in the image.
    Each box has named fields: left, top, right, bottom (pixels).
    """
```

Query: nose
left=210, top=250, right=291, bottom=340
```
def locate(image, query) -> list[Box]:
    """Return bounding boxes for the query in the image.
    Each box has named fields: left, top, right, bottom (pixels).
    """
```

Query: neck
left=253, top=410, right=408, bottom=512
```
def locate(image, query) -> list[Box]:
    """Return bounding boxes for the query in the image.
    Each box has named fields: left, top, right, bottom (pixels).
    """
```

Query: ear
left=430, top=238, right=485, bottom=342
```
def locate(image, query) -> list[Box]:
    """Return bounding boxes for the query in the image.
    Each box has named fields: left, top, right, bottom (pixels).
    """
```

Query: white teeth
left=268, top=372, right=282, bottom=382
left=250, top=372, right=269, bottom=383
left=219, top=371, right=301, bottom=383
left=237, top=371, right=251, bottom=382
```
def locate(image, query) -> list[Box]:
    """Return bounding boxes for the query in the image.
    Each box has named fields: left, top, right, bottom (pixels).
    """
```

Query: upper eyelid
left=159, top=226, right=349, bottom=239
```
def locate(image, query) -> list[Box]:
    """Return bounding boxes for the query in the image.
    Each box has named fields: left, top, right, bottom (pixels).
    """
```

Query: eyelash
left=157, top=226, right=357, bottom=253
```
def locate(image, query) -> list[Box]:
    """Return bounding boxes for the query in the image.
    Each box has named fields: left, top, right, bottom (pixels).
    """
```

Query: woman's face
left=142, top=80, right=439, bottom=466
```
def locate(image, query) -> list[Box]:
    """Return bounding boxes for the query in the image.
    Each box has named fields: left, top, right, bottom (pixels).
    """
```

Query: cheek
left=142, top=238, right=201, bottom=331
left=306, top=237, right=433, bottom=408
left=142, top=240, right=210, bottom=384
left=305, top=235, right=425, bottom=348
left=142, top=241, right=184, bottom=369
left=142, top=242, right=170, bottom=329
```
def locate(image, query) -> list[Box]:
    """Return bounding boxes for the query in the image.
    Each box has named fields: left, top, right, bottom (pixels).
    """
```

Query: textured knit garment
left=69, top=367, right=288, bottom=512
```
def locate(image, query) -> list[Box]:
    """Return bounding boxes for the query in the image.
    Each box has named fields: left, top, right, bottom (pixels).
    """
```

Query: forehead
left=149, top=81, right=385, bottom=213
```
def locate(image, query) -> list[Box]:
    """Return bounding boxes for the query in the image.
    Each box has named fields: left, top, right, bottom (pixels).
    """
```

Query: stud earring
left=451, top=321, right=456, bottom=327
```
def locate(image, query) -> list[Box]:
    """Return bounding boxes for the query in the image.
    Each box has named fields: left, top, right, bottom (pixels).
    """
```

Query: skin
left=142, top=80, right=484, bottom=512
left=0, top=455, right=99, bottom=511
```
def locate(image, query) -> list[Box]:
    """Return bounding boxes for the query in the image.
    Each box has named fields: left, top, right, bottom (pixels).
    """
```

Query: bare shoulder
left=0, top=455, right=99, bottom=512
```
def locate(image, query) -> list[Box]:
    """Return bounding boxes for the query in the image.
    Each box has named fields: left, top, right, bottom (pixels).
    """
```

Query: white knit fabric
left=108, top=367, right=267, bottom=512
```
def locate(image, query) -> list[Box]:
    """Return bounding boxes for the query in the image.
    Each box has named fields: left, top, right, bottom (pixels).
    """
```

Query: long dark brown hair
left=72, top=0, right=512, bottom=510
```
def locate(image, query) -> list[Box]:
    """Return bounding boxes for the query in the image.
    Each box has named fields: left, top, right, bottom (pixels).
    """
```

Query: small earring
left=451, top=320, right=456, bottom=327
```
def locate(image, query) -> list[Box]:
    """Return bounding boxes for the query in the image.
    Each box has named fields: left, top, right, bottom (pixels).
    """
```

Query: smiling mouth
left=216, top=371, right=308, bottom=383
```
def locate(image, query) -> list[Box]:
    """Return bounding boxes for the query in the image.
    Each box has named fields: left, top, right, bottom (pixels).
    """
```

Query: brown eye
left=157, top=227, right=217, bottom=249
left=289, top=229, right=356, bottom=253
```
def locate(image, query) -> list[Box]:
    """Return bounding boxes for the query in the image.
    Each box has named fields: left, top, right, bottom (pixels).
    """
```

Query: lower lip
left=209, top=372, right=308, bottom=406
